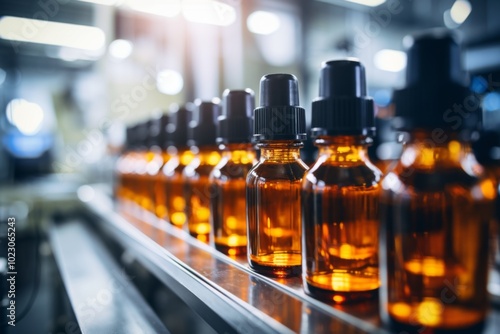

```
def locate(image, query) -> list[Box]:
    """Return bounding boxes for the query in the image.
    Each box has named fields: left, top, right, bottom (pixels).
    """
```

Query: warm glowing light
left=173, top=196, right=185, bottom=211
left=195, top=222, right=211, bottom=235
left=331, top=295, right=344, bottom=303
left=405, top=257, right=445, bottom=277
left=195, top=207, right=210, bottom=221
left=109, top=39, right=133, bottom=59
left=208, top=152, right=221, bottom=165
left=448, top=140, right=461, bottom=155
left=127, top=0, right=181, bottom=17
left=390, top=302, right=412, bottom=318
left=182, top=0, right=236, bottom=26
left=226, top=216, right=237, bottom=229
left=450, top=0, right=472, bottom=25
left=227, top=234, right=241, bottom=247
left=374, top=49, right=407, bottom=72
left=6, top=99, right=44, bottom=135
left=264, top=227, right=294, bottom=238
left=171, top=212, right=186, bottom=226
left=416, top=298, right=443, bottom=326
left=247, top=11, right=280, bottom=35
left=0, top=16, right=105, bottom=51
left=344, top=0, right=386, bottom=7
left=157, top=69, right=184, bottom=95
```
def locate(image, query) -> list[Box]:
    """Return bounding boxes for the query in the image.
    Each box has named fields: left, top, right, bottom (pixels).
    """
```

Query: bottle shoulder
left=211, top=158, right=256, bottom=180
left=381, top=165, right=496, bottom=202
left=304, top=159, right=382, bottom=188
left=247, top=159, right=308, bottom=183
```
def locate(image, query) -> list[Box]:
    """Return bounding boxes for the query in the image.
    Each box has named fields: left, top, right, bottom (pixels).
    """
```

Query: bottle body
left=380, top=132, right=496, bottom=330
left=210, top=144, right=256, bottom=255
left=302, top=136, right=381, bottom=303
left=246, top=142, right=308, bottom=277
left=183, top=146, right=221, bottom=242
left=162, top=148, right=195, bottom=227
left=153, top=152, right=171, bottom=218
left=139, top=148, right=163, bottom=213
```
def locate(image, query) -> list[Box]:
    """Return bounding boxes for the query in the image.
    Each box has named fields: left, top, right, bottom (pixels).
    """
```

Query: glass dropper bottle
left=302, top=59, right=382, bottom=303
left=210, top=89, right=257, bottom=256
left=246, top=74, right=309, bottom=277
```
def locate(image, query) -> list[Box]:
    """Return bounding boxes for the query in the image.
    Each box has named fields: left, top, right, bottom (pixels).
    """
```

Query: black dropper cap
left=311, top=59, right=375, bottom=137
left=148, top=111, right=168, bottom=148
left=217, top=89, right=255, bottom=144
left=253, top=74, right=306, bottom=141
left=188, top=99, right=221, bottom=147
left=166, top=103, right=193, bottom=148
left=136, top=121, right=149, bottom=150
left=393, top=29, right=480, bottom=132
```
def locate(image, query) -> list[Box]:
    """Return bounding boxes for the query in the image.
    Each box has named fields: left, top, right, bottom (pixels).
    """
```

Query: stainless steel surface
left=85, top=189, right=389, bottom=334
left=49, top=219, right=170, bottom=334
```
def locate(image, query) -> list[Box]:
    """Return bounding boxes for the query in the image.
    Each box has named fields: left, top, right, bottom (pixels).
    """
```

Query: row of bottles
left=115, top=30, right=499, bottom=332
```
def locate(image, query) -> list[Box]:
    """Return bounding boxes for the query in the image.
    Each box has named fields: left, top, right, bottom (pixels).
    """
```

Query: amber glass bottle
left=210, top=89, right=256, bottom=256
left=247, top=74, right=308, bottom=277
left=150, top=113, right=172, bottom=218
left=303, top=60, right=382, bottom=303
left=161, top=104, right=194, bottom=226
left=379, top=31, right=496, bottom=332
left=115, top=125, right=135, bottom=202
left=140, top=113, right=169, bottom=216
left=130, top=121, right=149, bottom=208
left=183, top=99, right=222, bottom=242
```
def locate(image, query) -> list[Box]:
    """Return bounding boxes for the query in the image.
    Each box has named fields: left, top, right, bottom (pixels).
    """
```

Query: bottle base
left=215, top=243, right=247, bottom=256
left=304, top=281, right=378, bottom=304
left=249, top=259, right=301, bottom=278
left=384, top=301, right=487, bottom=334
left=385, top=315, right=485, bottom=334
left=189, top=232, right=210, bottom=244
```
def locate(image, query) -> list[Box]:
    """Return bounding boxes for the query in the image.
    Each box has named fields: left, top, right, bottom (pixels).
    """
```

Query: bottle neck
left=220, top=143, right=256, bottom=164
left=258, top=141, right=303, bottom=163
left=315, top=135, right=370, bottom=164
left=400, top=130, right=473, bottom=169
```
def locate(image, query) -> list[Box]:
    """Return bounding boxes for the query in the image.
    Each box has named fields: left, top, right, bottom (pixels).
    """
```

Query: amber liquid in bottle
left=247, top=142, right=308, bottom=277
left=153, top=151, right=171, bottom=219
left=139, top=149, right=162, bottom=213
left=162, top=148, right=195, bottom=227
left=210, top=144, right=256, bottom=256
left=183, top=146, right=221, bottom=242
left=303, top=136, right=381, bottom=303
left=380, top=132, right=496, bottom=331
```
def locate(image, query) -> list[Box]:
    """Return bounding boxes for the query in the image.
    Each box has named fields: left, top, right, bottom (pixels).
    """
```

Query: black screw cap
left=188, top=98, right=221, bottom=147
left=393, top=29, right=480, bottom=131
left=253, top=74, right=306, bottom=141
left=311, top=59, right=375, bottom=137
left=217, top=89, right=255, bottom=144
left=166, top=103, right=193, bottom=148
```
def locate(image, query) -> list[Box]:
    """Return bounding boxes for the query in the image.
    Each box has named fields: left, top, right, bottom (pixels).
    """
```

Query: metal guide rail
left=82, top=187, right=500, bottom=334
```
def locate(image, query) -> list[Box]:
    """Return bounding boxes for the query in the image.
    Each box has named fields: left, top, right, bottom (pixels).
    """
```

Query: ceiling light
left=247, top=11, right=280, bottom=35
left=6, top=99, right=45, bottom=136
left=109, top=39, right=133, bottom=59
left=0, top=16, right=105, bottom=51
left=450, top=0, right=471, bottom=25
left=344, top=0, right=386, bottom=7
left=77, top=0, right=119, bottom=5
left=157, top=70, right=184, bottom=95
left=182, top=0, right=236, bottom=26
left=374, top=49, right=407, bottom=72
left=127, top=0, right=181, bottom=18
